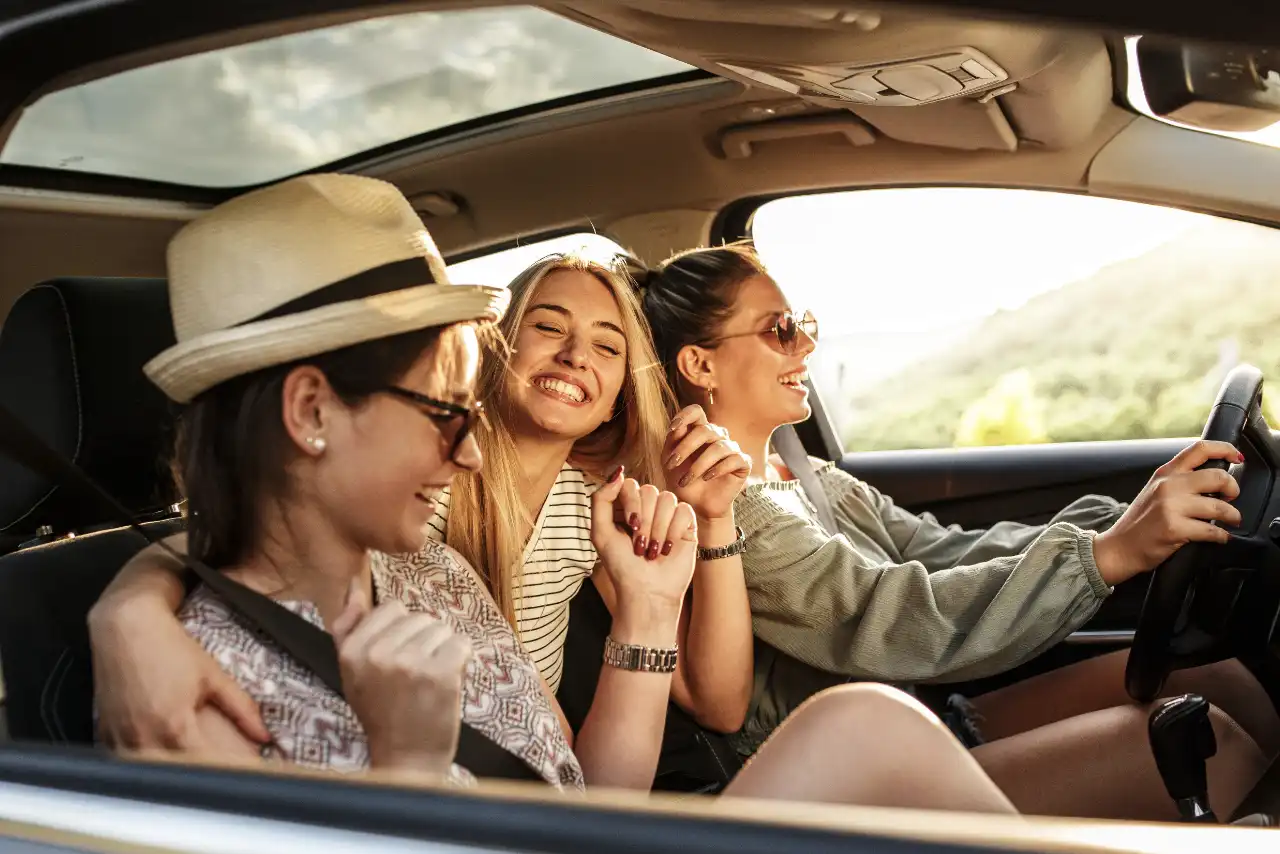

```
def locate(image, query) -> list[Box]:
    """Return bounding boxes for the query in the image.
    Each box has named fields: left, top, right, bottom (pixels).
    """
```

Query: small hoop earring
left=707, top=387, right=716, bottom=405
left=306, top=436, right=327, bottom=453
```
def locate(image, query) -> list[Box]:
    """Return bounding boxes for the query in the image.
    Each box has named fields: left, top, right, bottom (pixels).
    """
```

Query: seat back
left=0, top=277, right=178, bottom=742
left=0, top=520, right=183, bottom=743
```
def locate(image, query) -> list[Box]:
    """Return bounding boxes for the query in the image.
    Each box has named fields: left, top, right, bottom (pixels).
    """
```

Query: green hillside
left=842, top=218, right=1280, bottom=451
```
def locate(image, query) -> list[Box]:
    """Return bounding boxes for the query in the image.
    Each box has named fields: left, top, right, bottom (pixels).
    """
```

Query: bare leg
left=724, top=684, right=1017, bottom=815
left=970, top=650, right=1280, bottom=756
left=972, top=703, right=1268, bottom=821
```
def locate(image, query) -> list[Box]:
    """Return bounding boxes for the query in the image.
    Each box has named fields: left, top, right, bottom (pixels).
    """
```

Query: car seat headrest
left=0, top=277, right=178, bottom=538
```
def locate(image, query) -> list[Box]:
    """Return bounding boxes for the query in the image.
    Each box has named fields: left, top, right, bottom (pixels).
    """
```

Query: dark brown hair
left=632, top=242, right=768, bottom=397
left=173, top=325, right=454, bottom=568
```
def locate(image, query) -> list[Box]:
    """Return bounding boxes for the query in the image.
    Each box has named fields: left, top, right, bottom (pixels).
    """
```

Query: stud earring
left=305, top=436, right=327, bottom=452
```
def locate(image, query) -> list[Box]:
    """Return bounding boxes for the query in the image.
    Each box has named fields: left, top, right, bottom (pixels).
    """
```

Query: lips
left=531, top=372, right=591, bottom=405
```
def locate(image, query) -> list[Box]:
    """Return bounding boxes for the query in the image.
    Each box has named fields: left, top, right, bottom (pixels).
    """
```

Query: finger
left=635, top=484, right=660, bottom=557
left=1182, top=467, right=1241, bottom=501
left=339, top=600, right=410, bottom=657
left=616, top=477, right=643, bottom=535
left=1169, top=440, right=1244, bottom=473
left=647, top=491, right=678, bottom=559
left=703, top=449, right=752, bottom=482
left=331, top=576, right=372, bottom=645
left=1176, top=518, right=1233, bottom=546
left=668, top=405, right=707, bottom=438
left=1184, top=495, right=1244, bottom=528
left=155, top=714, right=205, bottom=752
left=203, top=666, right=272, bottom=744
left=667, top=424, right=722, bottom=469
left=590, top=466, right=626, bottom=540
left=367, top=612, right=443, bottom=664
left=430, top=634, right=474, bottom=678
left=665, top=502, right=700, bottom=560
left=683, top=441, right=737, bottom=484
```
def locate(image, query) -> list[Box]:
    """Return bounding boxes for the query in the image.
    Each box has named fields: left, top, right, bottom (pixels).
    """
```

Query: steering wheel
left=1126, top=364, right=1280, bottom=702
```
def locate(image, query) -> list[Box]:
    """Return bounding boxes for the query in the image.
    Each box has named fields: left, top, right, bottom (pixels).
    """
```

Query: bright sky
left=751, top=187, right=1202, bottom=337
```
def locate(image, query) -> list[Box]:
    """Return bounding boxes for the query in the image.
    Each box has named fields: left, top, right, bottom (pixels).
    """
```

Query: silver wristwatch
left=603, top=636, right=679, bottom=673
left=696, top=526, right=747, bottom=561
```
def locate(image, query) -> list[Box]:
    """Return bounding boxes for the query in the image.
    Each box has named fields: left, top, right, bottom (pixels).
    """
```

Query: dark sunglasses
left=702, top=309, right=819, bottom=355
left=382, top=386, right=484, bottom=460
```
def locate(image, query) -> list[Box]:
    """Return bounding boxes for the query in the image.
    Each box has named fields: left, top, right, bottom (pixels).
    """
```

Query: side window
left=750, top=188, right=1280, bottom=451
left=446, top=232, right=628, bottom=286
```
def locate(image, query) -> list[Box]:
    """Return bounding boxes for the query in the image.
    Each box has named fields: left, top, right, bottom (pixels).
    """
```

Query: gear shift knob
left=1148, top=693, right=1219, bottom=822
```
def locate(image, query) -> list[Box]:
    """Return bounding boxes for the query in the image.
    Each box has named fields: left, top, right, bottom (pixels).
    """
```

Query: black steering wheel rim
left=1125, top=364, right=1278, bottom=703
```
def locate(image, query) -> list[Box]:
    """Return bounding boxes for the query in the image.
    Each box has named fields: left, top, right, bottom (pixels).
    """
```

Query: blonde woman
left=91, top=253, right=756, bottom=786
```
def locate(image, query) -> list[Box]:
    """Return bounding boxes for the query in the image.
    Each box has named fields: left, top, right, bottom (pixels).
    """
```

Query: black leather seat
left=0, top=278, right=182, bottom=743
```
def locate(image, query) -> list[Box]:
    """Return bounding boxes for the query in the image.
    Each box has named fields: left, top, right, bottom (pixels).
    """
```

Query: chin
left=525, top=402, right=604, bottom=441
left=778, top=401, right=813, bottom=426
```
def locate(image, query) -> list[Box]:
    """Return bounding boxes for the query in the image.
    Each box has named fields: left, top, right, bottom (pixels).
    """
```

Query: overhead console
left=555, top=1, right=1114, bottom=151
left=715, top=47, right=1011, bottom=106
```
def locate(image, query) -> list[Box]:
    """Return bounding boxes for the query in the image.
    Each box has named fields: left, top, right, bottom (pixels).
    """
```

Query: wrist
left=696, top=514, right=738, bottom=547
left=611, top=608, right=681, bottom=647
left=1091, top=530, right=1131, bottom=586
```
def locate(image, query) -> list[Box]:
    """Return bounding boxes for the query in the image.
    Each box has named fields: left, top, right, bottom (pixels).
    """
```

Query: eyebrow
left=754, top=308, right=789, bottom=325
left=528, top=303, right=626, bottom=338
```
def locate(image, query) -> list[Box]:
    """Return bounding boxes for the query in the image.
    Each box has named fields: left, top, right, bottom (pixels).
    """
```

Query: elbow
left=694, top=706, right=747, bottom=735
left=686, top=687, right=751, bottom=734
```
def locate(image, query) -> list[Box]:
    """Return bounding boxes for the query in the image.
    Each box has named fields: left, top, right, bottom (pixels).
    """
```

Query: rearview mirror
left=1137, top=38, right=1280, bottom=132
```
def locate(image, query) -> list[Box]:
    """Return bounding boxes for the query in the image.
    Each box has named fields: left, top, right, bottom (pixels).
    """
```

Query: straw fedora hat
left=144, top=173, right=509, bottom=403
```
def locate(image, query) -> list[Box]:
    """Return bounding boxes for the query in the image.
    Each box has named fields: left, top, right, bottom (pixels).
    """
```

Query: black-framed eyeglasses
left=382, top=387, right=484, bottom=460
left=700, top=309, right=819, bottom=354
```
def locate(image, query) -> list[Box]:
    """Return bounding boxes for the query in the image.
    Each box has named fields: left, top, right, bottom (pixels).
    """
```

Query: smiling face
left=701, top=274, right=816, bottom=435
left=504, top=269, right=629, bottom=443
left=311, top=325, right=482, bottom=556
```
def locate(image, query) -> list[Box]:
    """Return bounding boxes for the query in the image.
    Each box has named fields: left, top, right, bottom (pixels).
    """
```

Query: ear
left=280, top=365, right=338, bottom=456
left=675, top=344, right=716, bottom=394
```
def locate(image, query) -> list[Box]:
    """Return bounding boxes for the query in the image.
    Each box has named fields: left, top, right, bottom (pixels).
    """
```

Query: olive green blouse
left=731, top=460, right=1127, bottom=755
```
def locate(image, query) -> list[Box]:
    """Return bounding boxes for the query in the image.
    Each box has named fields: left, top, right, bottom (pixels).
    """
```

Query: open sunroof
left=0, top=6, right=694, bottom=189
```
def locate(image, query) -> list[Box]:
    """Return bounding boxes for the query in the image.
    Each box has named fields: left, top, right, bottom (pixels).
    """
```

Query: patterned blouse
left=177, top=540, right=585, bottom=791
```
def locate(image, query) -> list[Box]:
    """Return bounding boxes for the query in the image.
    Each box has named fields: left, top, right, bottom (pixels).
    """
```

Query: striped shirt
left=425, top=464, right=597, bottom=692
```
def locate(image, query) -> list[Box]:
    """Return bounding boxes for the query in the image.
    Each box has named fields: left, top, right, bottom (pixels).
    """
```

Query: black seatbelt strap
left=771, top=425, right=838, bottom=535
left=0, top=403, right=543, bottom=783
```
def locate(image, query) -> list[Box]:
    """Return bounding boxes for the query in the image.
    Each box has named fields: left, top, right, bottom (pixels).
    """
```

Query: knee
left=1206, top=704, right=1263, bottom=763
left=791, top=683, right=941, bottom=735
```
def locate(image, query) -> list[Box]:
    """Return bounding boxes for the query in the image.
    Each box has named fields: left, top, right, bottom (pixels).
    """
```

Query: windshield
left=0, top=6, right=694, bottom=188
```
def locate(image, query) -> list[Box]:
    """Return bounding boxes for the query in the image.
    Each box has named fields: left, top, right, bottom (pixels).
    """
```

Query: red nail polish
left=678, top=474, right=691, bottom=488
left=661, top=540, right=673, bottom=556
left=634, top=536, right=648, bottom=556
left=608, top=465, right=624, bottom=483
left=1237, top=452, right=1246, bottom=463
left=628, top=513, right=640, bottom=532
left=646, top=541, right=660, bottom=561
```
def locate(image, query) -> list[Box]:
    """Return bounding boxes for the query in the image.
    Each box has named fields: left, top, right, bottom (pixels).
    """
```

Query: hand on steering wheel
left=1126, top=363, right=1276, bottom=703
left=1094, top=440, right=1244, bottom=586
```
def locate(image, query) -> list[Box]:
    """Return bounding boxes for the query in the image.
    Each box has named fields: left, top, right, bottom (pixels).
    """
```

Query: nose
left=452, top=431, right=483, bottom=474
left=557, top=332, right=590, bottom=371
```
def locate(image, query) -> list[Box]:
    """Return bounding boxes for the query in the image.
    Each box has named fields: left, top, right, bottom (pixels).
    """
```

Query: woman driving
left=635, top=241, right=1278, bottom=819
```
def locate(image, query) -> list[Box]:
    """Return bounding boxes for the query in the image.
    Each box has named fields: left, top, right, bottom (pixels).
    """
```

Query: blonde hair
left=447, top=253, right=676, bottom=625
